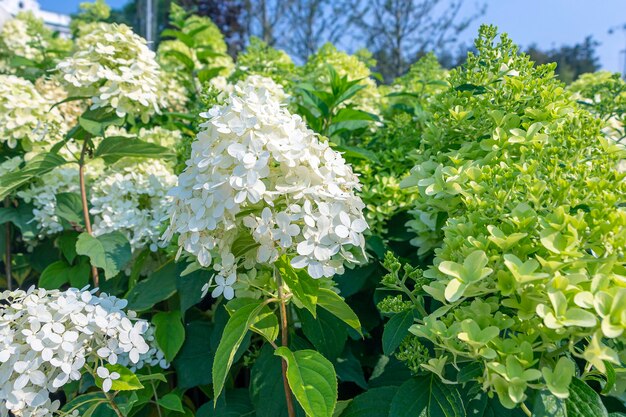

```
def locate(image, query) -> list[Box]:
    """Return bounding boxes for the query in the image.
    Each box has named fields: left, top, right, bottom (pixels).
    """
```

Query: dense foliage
left=1, top=3, right=625, bottom=417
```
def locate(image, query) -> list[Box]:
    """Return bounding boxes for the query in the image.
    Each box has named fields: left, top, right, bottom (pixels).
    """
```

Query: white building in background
left=0, top=0, right=71, bottom=35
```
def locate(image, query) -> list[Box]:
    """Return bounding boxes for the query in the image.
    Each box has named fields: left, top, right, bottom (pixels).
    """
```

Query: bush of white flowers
left=2, top=4, right=626, bottom=417
left=0, top=286, right=166, bottom=417
left=163, top=75, right=368, bottom=297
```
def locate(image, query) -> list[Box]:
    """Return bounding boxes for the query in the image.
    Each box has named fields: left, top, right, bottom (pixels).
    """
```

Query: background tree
left=240, top=0, right=292, bottom=47
left=178, top=0, right=247, bottom=55
left=349, top=0, right=486, bottom=81
left=526, top=36, right=600, bottom=84
left=282, top=0, right=357, bottom=62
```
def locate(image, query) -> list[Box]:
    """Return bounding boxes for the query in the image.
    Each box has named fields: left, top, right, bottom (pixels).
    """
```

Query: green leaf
left=39, top=260, right=70, bottom=289
left=153, top=311, right=185, bottom=362
left=0, top=203, right=37, bottom=240
left=213, top=299, right=266, bottom=401
left=198, top=67, right=226, bottom=83
left=334, top=348, right=367, bottom=389
left=300, top=308, right=348, bottom=360
left=197, top=389, right=256, bottom=417
left=565, top=378, right=608, bottom=417
left=50, top=95, right=91, bottom=111
left=333, top=401, right=351, bottom=417
left=196, top=48, right=228, bottom=61
left=161, top=28, right=195, bottom=47
left=329, top=120, right=371, bottom=137
left=176, top=268, right=208, bottom=314
left=382, top=310, right=414, bottom=355
left=339, top=386, right=398, bottom=417
left=75, top=232, right=131, bottom=280
left=455, top=83, right=487, bottom=95
left=126, top=261, right=181, bottom=311
left=231, top=231, right=260, bottom=258
left=55, top=192, right=84, bottom=227
left=333, top=145, right=380, bottom=164
left=227, top=298, right=279, bottom=343
left=67, top=257, right=91, bottom=288
left=277, top=256, right=319, bottom=317
left=61, top=393, right=107, bottom=414
left=79, top=108, right=124, bottom=136
left=250, top=345, right=305, bottom=417
left=164, top=49, right=195, bottom=71
left=466, top=392, right=524, bottom=417
left=94, top=137, right=174, bottom=164
left=137, top=373, right=167, bottom=383
left=173, top=320, right=214, bottom=389
left=158, top=393, right=184, bottom=413
left=57, top=232, right=78, bottom=263
left=529, top=390, right=566, bottom=417
left=0, top=153, right=66, bottom=199
left=333, top=83, right=365, bottom=108
left=275, top=347, right=338, bottom=417
left=601, top=361, right=616, bottom=395
left=317, top=288, right=362, bottom=335
left=94, top=364, right=143, bottom=391
left=10, top=55, right=38, bottom=68
left=389, top=375, right=465, bottom=417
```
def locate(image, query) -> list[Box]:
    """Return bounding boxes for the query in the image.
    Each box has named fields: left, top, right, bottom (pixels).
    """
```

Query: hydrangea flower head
left=91, top=160, right=177, bottom=252
left=56, top=22, right=165, bottom=122
left=0, top=286, right=166, bottom=417
left=0, top=14, right=44, bottom=61
left=0, top=75, right=65, bottom=149
left=0, top=12, right=71, bottom=63
left=163, top=76, right=368, bottom=298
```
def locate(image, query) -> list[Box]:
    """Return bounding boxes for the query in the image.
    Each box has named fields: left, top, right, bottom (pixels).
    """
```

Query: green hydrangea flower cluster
left=231, top=37, right=295, bottom=86
left=567, top=71, right=626, bottom=143
left=355, top=54, right=448, bottom=238
left=355, top=114, right=420, bottom=236
left=401, top=25, right=626, bottom=408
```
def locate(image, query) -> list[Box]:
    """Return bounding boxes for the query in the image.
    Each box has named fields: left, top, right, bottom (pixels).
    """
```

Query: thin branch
left=78, top=140, right=100, bottom=287
left=104, top=392, right=126, bottom=417
left=4, top=197, right=11, bottom=291
left=275, top=268, right=296, bottom=417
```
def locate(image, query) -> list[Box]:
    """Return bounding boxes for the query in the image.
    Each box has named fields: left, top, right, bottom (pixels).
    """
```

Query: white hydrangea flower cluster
left=91, top=160, right=177, bottom=252
left=0, top=286, right=166, bottom=417
left=18, top=126, right=179, bottom=249
left=0, top=156, right=23, bottom=177
left=208, top=75, right=235, bottom=101
left=160, top=71, right=190, bottom=113
left=35, top=78, right=86, bottom=134
left=0, top=17, right=44, bottom=61
left=56, top=22, right=165, bottom=122
left=17, top=167, right=81, bottom=240
left=163, top=76, right=368, bottom=298
left=0, top=75, right=64, bottom=149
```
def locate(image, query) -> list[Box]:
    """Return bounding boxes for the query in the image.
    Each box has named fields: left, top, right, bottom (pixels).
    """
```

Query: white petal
left=97, top=367, right=109, bottom=378
left=335, top=225, right=350, bottom=239
left=103, top=378, right=113, bottom=393
left=223, top=286, right=235, bottom=300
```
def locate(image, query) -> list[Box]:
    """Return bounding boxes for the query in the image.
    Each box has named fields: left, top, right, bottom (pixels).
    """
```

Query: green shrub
left=396, top=25, right=626, bottom=408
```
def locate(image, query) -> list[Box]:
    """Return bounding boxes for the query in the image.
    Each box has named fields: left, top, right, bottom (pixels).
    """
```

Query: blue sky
left=40, top=0, right=625, bottom=73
